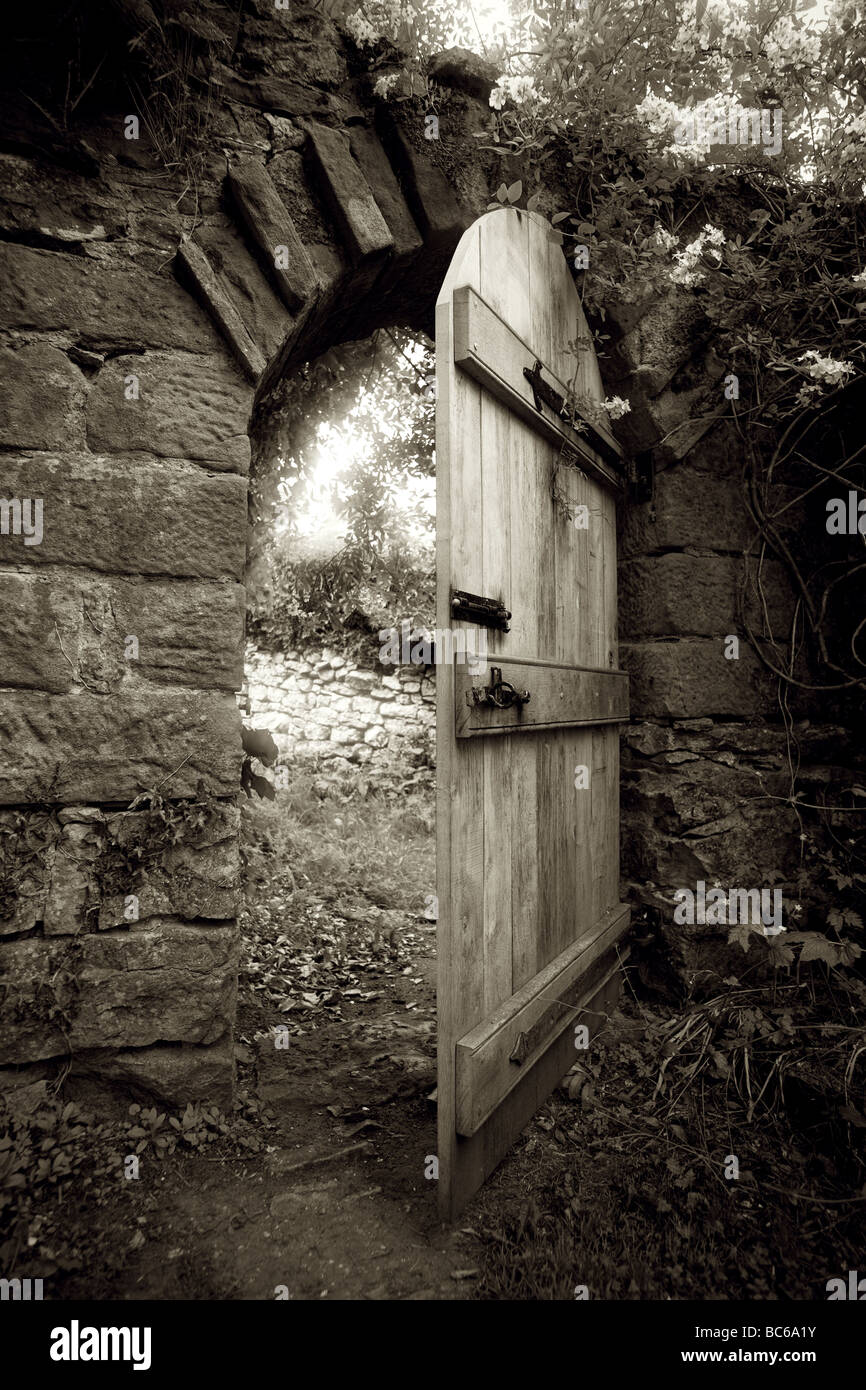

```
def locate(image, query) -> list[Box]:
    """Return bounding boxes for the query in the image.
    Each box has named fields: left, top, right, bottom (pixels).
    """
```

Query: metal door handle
left=467, top=666, right=531, bottom=710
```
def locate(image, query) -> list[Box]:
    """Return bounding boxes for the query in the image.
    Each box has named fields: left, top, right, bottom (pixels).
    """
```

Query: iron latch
left=467, top=666, right=531, bottom=710
left=451, top=589, right=511, bottom=631
left=523, top=358, right=625, bottom=473
left=524, top=358, right=571, bottom=421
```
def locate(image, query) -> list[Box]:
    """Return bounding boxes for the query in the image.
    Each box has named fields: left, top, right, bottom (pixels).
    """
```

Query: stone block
left=0, top=689, right=240, bottom=805
left=0, top=571, right=244, bottom=694
left=619, top=639, right=776, bottom=718
left=0, top=921, right=238, bottom=1064
left=0, top=344, right=85, bottom=450
left=67, top=1037, right=235, bottom=1110
left=86, top=351, right=251, bottom=472
left=0, top=453, right=247, bottom=579
left=620, top=458, right=754, bottom=558
left=0, top=243, right=223, bottom=353
left=375, top=109, right=466, bottom=246
left=95, top=802, right=240, bottom=930
left=619, top=553, right=794, bottom=639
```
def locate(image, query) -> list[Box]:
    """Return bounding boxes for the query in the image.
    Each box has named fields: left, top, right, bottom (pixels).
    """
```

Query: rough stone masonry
left=0, top=0, right=852, bottom=1108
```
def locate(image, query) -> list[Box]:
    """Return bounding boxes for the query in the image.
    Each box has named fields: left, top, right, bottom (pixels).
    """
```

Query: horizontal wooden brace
left=455, top=904, right=631, bottom=1136
left=452, top=285, right=625, bottom=493
left=455, top=657, right=629, bottom=738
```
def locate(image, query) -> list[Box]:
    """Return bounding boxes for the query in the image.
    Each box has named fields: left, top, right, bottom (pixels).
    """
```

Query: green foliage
left=92, top=784, right=222, bottom=908
left=0, top=1091, right=269, bottom=1282
left=0, top=806, right=60, bottom=926
left=250, top=330, right=435, bottom=653
left=123, top=1101, right=231, bottom=1156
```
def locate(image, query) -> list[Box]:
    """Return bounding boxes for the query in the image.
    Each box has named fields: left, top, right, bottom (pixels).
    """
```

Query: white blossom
left=373, top=73, right=399, bottom=99
left=796, top=350, right=855, bottom=386
left=669, top=225, right=726, bottom=287
left=344, top=10, right=380, bottom=47
left=490, top=75, right=538, bottom=109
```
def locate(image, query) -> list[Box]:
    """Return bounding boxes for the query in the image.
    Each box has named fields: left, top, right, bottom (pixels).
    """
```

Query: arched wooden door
left=435, top=209, right=631, bottom=1218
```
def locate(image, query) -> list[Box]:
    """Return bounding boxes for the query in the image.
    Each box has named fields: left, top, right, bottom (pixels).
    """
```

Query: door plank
left=436, top=210, right=631, bottom=1219
left=455, top=905, right=631, bottom=1136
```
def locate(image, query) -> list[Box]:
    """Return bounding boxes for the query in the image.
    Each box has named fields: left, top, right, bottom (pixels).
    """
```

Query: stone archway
left=0, top=0, right=807, bottom=1110
left=0, top=5, right=504, bottom=1109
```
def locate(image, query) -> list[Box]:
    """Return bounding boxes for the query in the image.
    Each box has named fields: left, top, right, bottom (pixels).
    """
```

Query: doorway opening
left=234, top=326, right=443, bottom=1233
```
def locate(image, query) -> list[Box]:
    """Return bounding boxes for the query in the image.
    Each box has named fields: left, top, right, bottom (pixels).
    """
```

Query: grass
left=240, top=769, right=435, bottom=922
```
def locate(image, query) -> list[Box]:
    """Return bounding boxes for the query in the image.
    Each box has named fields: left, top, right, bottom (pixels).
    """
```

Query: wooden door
left=435, top=209, right=631, bottom=1219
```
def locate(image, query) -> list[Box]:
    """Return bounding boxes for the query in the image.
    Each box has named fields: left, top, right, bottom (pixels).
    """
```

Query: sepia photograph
left=1, top=0, right=864, bottom=1365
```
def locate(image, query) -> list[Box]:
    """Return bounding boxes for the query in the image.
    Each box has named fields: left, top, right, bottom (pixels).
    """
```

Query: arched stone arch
left=0, top=0, right=818, bottom=1108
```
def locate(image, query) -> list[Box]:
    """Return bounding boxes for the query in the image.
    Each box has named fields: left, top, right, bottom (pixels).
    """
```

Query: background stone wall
left=243, top=642, right=435, bottom=785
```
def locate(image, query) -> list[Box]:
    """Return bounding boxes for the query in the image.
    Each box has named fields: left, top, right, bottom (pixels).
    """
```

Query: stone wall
left=0, top=0, right=495, bottom=1110
left=603, top=298, right=860, bottom=993
left=243, top=642, right=435, bottom=783
left=0, top=0, right=855, bottom=1109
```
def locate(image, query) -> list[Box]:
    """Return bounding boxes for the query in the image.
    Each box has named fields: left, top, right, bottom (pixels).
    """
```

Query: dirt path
left=106, top=920, right=479, bottom=1301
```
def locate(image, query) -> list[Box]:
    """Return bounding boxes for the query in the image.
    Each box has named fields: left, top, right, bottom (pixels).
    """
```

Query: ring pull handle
left=467, top=666, right=531, bottom=710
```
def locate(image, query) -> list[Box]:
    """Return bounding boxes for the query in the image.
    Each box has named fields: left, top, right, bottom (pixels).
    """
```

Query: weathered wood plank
left=455, top=658, right=629, bottom=737
left=455, top=906, right=631, bottom=1136
left=436, top=225, right=484, bottom=1223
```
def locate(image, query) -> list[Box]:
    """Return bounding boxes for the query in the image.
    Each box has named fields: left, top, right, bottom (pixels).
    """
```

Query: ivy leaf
left=496, top=182, right=508, bottom=203
left=798, top=935, right=840, bottom=965
left=507, top=180, right=523, bottom=204
left=241, top=726, right=279, bottom=766
left=551, top=211, right=571, bottom=225
left=727, top=923, right=754, bottom=953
